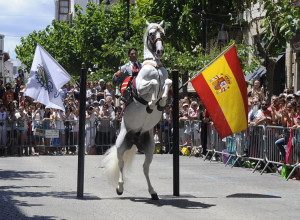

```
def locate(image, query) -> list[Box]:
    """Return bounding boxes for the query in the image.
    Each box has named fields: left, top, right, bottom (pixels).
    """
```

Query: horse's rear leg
left=143, top=132, right=159, bottom=200
left=116, top=146, right=126, bottom=195
left=115, top=128, right=129, bottom=196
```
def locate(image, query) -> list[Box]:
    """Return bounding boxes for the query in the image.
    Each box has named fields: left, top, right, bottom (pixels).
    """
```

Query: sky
left=0, top=0, right=55, bottom=59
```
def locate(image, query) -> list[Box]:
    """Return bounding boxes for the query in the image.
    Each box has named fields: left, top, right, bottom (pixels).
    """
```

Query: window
left=58, top=0, right=69, bottom=22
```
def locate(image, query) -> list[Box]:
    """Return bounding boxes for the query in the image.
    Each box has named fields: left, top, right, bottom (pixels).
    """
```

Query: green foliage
left=15, top=0, right=269, bottom=84
left=261, top=0, right=300, bottom=56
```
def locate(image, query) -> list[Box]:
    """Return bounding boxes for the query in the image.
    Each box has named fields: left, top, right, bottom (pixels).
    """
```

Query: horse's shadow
left=117, top=194, right=216, bottom=209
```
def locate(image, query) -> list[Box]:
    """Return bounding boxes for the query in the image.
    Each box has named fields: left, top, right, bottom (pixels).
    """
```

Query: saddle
left=120, top=62, right=165, bottom=114
left=120, top=76, right=135, bottom=105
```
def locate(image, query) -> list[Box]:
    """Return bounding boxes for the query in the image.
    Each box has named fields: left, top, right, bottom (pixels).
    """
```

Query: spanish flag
left=191, top=45, right=248, bottom=139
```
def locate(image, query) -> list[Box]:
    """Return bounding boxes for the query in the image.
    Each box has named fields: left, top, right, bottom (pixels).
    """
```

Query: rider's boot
left=121, top=89, right=131, bottom=104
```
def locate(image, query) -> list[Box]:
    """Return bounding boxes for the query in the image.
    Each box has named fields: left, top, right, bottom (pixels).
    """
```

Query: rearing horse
left=102, top=21, right=172, bottom=200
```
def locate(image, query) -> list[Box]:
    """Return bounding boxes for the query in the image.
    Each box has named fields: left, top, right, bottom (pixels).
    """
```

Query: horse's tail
left=102, top=144, right=137, bottom=185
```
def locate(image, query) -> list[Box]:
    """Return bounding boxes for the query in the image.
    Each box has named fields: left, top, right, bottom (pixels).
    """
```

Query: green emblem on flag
left=35, top=64, right=53, bottom=92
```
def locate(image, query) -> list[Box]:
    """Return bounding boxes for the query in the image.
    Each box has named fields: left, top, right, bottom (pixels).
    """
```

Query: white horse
left=102, top=21, right=172, bottom=200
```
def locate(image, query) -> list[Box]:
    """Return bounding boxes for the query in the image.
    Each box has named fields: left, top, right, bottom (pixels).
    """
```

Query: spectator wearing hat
left=96, top=79, right=106, bottom=101
left=93, top=100, right=99, bottom=108
left=294, top=90, right=300, bottom=106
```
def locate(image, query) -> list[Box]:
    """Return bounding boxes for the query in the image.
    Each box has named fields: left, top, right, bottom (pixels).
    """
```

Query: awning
left=245, top=53, right=285, bottom=82
left=245, top=66, right=266, bottom=81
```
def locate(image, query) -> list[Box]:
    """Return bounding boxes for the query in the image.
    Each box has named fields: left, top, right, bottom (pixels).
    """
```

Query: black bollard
left=77, top=63, right=87, bottom=198
left=172, top=66, right=180, bottom=196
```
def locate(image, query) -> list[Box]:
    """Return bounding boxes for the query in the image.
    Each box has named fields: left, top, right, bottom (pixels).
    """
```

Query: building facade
left=54, top=0, right=120, bottom=23
left=290, top=0, right=300, bottom=91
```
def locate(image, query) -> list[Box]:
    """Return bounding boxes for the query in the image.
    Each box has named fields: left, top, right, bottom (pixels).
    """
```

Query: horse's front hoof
left=146, top=106, right=153, bottom=114
left=157, top=104, right=165, bottom=111
left=116, top=188, right=123, bottom=196
left=151, top=193, right=159, bottom=200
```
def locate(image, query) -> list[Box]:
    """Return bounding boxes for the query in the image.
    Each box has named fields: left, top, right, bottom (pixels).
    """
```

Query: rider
left=113, top=48, right=142, bottom=104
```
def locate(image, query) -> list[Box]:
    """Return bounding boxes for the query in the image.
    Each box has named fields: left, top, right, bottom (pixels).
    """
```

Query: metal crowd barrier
left=94, top=119, right=120, bottom=155
left=209, top=125, right=226, bottom=163
left=0, top=118, right=123, bottom=156
left=264, top=126, right=300, bottom=179
left=179, top=120, right=201, bottom=156
left=231, top=132, right=246, bottom=167
left=202, top=123, right=300, bottom=180
left=246, top=125, right=266, bottom=172
left=203, top=122, right=214, bottom=160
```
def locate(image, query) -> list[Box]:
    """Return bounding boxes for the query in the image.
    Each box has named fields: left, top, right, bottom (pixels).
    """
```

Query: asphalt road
left=0, top=154, right=299, bottom=220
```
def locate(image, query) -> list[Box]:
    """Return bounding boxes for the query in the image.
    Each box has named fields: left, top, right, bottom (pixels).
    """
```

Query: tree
left=243, top=0, right=300, bottom=96
left=16, top=2, right=143, bottom=82
left=15, top=0, right=260, bottom=85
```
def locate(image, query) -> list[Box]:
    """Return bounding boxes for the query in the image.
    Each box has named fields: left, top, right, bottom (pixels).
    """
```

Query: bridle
left=147, top=28, right=165, bottom=52
left=151, top=37, right=164, bottom=51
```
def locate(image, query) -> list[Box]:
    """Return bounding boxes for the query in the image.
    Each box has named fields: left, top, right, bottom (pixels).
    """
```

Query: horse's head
left=145, top=21, right=165, bottom=60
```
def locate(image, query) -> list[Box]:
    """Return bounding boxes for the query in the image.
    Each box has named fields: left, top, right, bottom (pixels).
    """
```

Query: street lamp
left=189, top=0, right=206, bottom=54
left=124, top=0, right=130, bottom=41
left=104, top=0, right=111, bottom=14
left=217, top=24, right=229, bottom=49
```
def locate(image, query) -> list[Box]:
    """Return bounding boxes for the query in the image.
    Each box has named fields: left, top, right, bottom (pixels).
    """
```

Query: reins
left=152, top=37, right=164, bottom=51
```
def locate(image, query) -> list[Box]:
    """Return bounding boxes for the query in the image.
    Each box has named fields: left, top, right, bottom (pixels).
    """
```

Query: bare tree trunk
left=265, top=58, right=276, bottom=100
left=182, top=70, right=188, bottom=97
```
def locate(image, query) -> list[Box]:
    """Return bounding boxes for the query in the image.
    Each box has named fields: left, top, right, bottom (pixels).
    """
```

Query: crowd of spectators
left=0, top=76, right=123, bottom=156
left=247, top=80, right=300, bottom=180
left=0, top=74, right=299, bottom=180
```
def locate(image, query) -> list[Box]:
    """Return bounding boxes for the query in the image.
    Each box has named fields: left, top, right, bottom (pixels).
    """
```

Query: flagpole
left=181, top=43, right=235, bottom=88
left=37, top=44, right=79, bottom=86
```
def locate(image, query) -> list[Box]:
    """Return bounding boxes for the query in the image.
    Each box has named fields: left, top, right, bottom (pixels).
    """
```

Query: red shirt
left=2, top=92, right=14, bottom=107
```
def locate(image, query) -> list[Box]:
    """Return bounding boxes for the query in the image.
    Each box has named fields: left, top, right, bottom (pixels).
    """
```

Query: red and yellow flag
left=191, top=45, right=248, bottom=139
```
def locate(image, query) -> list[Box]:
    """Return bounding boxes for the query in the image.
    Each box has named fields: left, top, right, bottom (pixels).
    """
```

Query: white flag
left=24, top=44, right=71, bottom=111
